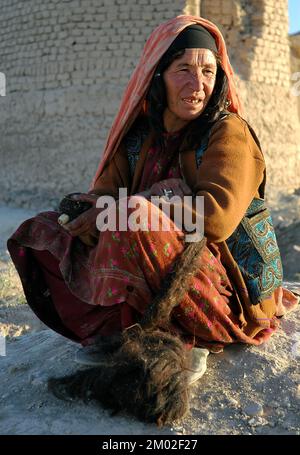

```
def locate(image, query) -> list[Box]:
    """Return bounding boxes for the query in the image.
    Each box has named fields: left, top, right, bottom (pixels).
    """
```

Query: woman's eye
left=204, top=69, right=215, bottom=76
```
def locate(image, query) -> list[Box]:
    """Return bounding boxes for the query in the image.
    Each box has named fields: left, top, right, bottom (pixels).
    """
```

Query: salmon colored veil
left=90, top=15, right=243, bottom=190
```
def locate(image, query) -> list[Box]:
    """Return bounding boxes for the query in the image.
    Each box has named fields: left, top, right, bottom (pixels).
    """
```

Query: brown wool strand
left=141, top=237, right=206, bottom=328
left=48, top=237, right=207, bottom=426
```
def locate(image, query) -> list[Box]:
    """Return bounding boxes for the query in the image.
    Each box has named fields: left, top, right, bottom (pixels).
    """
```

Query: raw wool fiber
left=48, top=238, right=207, bottom=426
left=48, top=328, right=191, bottom=427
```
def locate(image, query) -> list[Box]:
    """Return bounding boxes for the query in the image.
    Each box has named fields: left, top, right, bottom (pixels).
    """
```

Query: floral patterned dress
left=7, top=126, right=298, bottom=351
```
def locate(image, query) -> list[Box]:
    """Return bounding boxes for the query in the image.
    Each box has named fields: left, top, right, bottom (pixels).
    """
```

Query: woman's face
left=163, top=48, right=217, bottom=132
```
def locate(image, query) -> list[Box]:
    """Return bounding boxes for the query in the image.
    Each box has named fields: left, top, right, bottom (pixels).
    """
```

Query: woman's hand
left=61, top=193, right=102, bottom=246
left=148, top=178, right=193, bottom=199
left=145, top=179, right=197, bottom=236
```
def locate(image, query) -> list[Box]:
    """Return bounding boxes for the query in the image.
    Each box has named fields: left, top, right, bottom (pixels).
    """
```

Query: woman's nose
left=189, top=71, right=204, bottom=91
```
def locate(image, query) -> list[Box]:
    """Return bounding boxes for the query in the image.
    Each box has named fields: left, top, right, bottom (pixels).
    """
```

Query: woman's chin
left=179, top=110, right=205, bottom=122
left=180, top=105, right=206, bottom=119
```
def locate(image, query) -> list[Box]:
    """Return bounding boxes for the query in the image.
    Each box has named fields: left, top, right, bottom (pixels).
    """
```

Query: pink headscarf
left=90, top=15, right=243, bottom=190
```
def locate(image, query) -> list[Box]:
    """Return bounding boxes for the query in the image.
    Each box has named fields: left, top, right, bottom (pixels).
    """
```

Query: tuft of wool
left=48, top=237, right=207, bottom=426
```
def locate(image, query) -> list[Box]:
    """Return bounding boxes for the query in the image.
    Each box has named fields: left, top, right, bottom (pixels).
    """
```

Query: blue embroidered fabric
left=226, top=203, right=283, bottom=304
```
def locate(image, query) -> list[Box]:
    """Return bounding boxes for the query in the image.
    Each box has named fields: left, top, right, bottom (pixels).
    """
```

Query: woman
left=7, top=16, right=298, bottom=424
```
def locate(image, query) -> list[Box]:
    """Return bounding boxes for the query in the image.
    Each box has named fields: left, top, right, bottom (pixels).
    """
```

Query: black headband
left=164, top=24, right=218, bottom=59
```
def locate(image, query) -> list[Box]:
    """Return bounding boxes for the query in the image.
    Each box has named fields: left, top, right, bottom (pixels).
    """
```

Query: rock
left=281, top=397, right=292, bottom=409
left=248, top=417, right=257, bottom=426
left=248, top=416, right=267, bottom=427
left=269, top=400, right=280, bottom=409
left=29, top=372, right=48, bottom=387
left=8, top=363, right=30, bottom=374
left=226, top=396, right=239, bottom=407
left=244, top=402, right=264, bottom=417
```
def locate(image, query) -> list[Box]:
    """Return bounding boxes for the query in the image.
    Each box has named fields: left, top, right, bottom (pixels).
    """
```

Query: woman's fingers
left=63, top=207, right=101, bottom=237
left=71, top=193, right=98, bottom=206
left=161, top=181, right=191, bottom=198
left=78, top=233, right=98, bottom=247
left=63, top=212, right=91, bottom=236
left=149, top=178, right=193, bottom=198
left=66, top=223, right=90, bottom=237
left=179, top=181, right=193, bottom=195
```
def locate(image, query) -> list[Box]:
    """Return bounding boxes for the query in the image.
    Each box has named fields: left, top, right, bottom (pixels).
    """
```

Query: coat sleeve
left=192, top=114, right=266, bottom=243
left=89, top=142, right=131, bottom=198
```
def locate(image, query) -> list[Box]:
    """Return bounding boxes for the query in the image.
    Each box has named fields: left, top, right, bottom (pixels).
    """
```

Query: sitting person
left=7, top=15, right=299, bottom=426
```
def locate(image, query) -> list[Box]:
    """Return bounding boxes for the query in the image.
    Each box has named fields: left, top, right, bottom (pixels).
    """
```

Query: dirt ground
left=0, top=199, right=299, bottom=435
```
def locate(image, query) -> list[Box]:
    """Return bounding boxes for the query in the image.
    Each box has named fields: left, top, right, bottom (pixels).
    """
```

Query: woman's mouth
left=182, top=97, right=203, bottom=105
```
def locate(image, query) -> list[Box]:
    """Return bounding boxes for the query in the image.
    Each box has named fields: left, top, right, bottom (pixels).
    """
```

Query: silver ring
left=163, top=188, right=174, bottom=200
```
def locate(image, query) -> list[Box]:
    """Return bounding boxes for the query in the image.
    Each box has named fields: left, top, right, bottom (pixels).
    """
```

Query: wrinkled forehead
left=173, top=48, right=217, bottom=67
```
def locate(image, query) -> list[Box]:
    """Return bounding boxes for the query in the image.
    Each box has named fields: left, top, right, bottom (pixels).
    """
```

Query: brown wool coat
left=91, top=113, right=278, bottom=338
